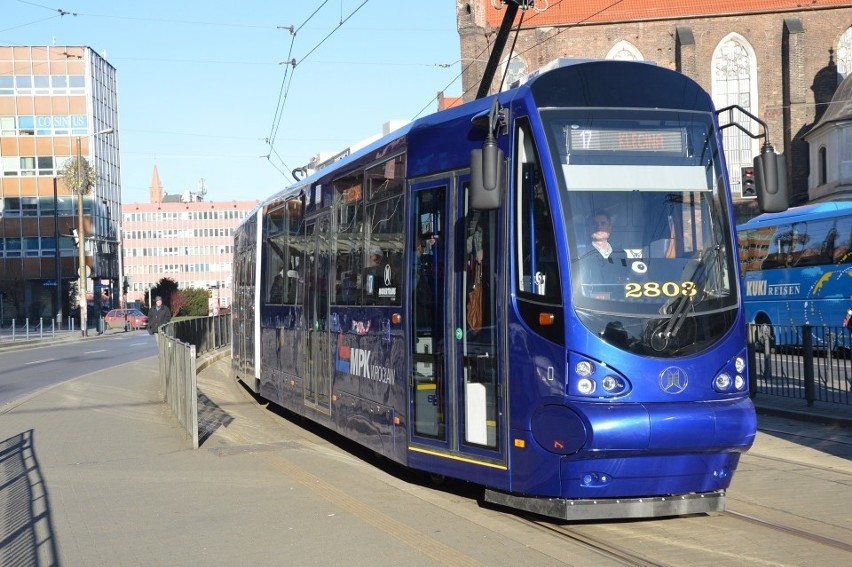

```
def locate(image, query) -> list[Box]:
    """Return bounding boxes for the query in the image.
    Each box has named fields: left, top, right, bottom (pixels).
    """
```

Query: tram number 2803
left=624, top=281, right=698, bottom=298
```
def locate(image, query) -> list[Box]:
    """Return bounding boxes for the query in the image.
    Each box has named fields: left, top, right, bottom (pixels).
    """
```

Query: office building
left=122, top=166, right=257, bottom=310
left=0, top=45, right=120, bottom=322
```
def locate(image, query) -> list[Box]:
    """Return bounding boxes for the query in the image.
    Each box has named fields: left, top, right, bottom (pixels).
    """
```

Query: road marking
left=25, top=358, right=56, bottom=365
left=85, top=349, right=108, bottom=354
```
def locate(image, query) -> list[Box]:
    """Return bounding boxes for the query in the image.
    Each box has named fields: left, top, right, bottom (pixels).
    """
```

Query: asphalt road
left=0, top=330, right=158, bottom=409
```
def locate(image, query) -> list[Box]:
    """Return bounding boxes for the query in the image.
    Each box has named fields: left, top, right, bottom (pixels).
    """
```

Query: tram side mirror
left=753, top=146, right=789, bottom=213
left=470, top=144, right=504, bottom=209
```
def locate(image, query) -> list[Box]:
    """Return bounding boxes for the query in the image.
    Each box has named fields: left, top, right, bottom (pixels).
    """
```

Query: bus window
left=836, top=217, right=852, bottom=263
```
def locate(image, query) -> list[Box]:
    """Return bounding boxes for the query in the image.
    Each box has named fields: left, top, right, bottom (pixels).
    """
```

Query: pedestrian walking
left=148, top=296, right=172, bottom=334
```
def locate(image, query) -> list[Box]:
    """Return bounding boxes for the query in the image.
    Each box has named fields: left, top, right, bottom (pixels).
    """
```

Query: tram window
left=265, top=206, right=287, bottom=304
left=516, top=120, right=561, bottom=304
left=362, top=152, right=405, bottom=306
left=364, top=195, right=402, bottom=305
left=333, top=175, right=364, bottom=305
left=368, top=153, right=405, bottom=200
left=265, top=200, right=303, bottom=305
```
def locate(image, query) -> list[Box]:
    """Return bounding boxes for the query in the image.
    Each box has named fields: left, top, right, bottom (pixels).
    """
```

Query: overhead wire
left=265, top=0, right=372, bottom=179
left=267, top=1, right=331, bottom=150
left=411, top=0, right=628, bottom=119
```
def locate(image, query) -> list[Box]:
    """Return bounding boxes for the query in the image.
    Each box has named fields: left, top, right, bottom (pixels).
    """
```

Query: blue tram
left=232, top=59, right=786, bottom=520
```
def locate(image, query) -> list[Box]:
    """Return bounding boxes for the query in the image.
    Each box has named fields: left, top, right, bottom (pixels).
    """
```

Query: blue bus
left=737, top=201, right=852, bottom=349
left=232, top=59, right=786, bottom=520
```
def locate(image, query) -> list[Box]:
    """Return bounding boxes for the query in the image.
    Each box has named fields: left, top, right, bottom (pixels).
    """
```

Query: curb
left=755, top=405, right=852, bottom=429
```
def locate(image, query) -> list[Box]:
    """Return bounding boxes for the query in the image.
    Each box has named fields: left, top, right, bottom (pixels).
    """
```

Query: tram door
left=410, top=178, right=502, bottom=457
left=303, top=215, right=332, bottom=413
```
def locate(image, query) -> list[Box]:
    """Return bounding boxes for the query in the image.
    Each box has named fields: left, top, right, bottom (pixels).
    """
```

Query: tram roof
left=256, top=59, right=711, bottom=211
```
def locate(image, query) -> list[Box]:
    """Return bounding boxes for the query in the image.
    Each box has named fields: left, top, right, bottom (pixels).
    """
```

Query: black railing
left=162, top=314, right=231, bottom=358
left=748, top=323, right=852, bottom=407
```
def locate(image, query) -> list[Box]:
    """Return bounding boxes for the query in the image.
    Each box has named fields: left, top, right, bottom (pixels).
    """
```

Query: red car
left=104, top=308, right=148, bottom=331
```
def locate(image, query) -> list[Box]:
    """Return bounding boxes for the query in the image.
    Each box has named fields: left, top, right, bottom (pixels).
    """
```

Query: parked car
left=104, top=308, right=148, bottom=330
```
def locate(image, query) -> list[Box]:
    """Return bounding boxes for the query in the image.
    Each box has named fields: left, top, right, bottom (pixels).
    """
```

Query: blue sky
left=3, top=1, right=462, bottom=204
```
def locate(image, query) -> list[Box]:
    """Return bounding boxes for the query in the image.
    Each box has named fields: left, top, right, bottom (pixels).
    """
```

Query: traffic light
left=207, top=289, right=213, bottom=298
left=741, top=166, right=756, bottom=198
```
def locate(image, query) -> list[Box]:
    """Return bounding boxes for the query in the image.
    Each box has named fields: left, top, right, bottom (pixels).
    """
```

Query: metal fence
left=163, top=314, right=231, bottom=358
left=157, top=315, right=231, bottom=448
left=157, top=332, right=199, bottom=448
left=749, top=323, right=852, bottom=407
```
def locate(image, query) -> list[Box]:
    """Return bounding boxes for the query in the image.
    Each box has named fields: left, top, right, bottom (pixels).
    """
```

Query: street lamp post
left=75, top=128, right=114, bottom=337
left=53, top=177, right=62, bottom=326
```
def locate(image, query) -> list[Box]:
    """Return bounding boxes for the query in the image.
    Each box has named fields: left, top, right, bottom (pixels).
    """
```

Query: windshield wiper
left=653, top=245, right=721, bottom=349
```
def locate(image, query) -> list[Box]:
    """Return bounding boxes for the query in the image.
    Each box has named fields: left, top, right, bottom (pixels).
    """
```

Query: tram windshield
left=541, top=109, right=738, bottom=357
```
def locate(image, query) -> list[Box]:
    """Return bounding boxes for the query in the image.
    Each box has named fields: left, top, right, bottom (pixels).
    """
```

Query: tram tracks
left=723, top=509, right=852, bottom=554
left=746, top=449, right=852, bottom=475
left=518, top=515, right=672, bottom=567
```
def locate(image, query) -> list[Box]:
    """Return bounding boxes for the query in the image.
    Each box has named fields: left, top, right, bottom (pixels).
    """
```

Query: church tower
left=149, top=165, right=164, bottom=204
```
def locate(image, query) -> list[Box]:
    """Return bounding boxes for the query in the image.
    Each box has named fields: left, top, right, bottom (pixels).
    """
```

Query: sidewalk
left=0, top=325, right=131, bottom=351
left=0, top=351, right=577, bottom=567
left=752, top=391, right=852, bottom=428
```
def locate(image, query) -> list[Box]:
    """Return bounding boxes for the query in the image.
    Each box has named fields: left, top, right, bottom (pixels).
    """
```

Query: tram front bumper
left=518, top=396, right=756, bottom=501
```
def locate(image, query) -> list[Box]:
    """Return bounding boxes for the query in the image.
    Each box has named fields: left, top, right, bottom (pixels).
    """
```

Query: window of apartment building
left=0, top=116, right=14, bottom=135
left=21, top=197, right=38, bottom=216
left=15, top=75, right=33, bottom=91
left=1, top=157, right=17, bottom=176
left=5, top=238, right=21, bottom=257
left=18, top=116, right=34, bottom=135
left=0, top=76, right=13, bottom=95
left=69, top=75, right=85, bottom=93
left=19, top=157, right=33, bottom=175
left=33, top=75, right=49, bottom=94
left=41, top=237, right=55, bottom=253
left=24, top=237, right=39, bottom=257
left=37, top=156, right=53, bottom=175
left=3, top=198, right=21, bottom=216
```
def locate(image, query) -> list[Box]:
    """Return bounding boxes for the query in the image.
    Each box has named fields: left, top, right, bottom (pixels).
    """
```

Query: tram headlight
left=714, top=372, right=732, bottom=391
left=568, top=352, right=632, bottom=398
left=576, top=378, right=596, bottom=395
left=734, top=374, right=745, bottom=391
left=734, top=356, right=746, bottom=374
left=575, top=360, right=595, bottom=377
left=601, top=375, right=622, bottom=393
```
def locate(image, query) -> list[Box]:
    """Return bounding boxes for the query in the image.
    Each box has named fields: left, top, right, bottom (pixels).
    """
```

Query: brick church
left=455, top=1, right=852, bottom=221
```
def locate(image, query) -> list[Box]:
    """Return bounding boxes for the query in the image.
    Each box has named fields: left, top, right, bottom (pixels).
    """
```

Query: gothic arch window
left=819, top=146, right=827, bottom=185
left=606, top=41, right=643, bottom=61
left=838, top=27, right=852, bottom=78
left=712, top=34, right=759, bottom=198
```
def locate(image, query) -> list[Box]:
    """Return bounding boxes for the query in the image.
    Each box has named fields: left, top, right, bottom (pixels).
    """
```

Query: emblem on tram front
left=659, top=366, right=688, bottom=394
